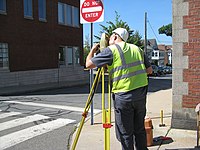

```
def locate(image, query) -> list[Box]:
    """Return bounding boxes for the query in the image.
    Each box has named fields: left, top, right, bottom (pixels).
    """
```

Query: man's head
left=109, top=28, right=129, bottom=45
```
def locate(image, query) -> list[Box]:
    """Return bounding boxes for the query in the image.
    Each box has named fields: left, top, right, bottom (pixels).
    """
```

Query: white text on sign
left=85, top=13, right=98, bottom=18
left=84, top=1, right=101, bottom=7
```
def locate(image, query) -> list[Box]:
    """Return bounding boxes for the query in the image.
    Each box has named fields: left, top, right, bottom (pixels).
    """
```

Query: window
left=73, top=7, right=79, bottom=27
left=0, top=0, right=6, bottom=14
left=58, top=2, right=79, bottom=27
left=59, top=46, right=80, bottom=66
left=38, top=0, right=46, bottom=21
left=58, top=3, right=65, bottom=24
left=160, top=52, right=164, bottom=57
left=59, top=46, right=65, bottom=66
left=24, top=0, right=33, bottom=18
left=74, top=47, right=80, bottom=64
left=66, top=4, right=72, bottom=25
left=67, top=47, right=73, bottom=65
left=0, top=43, right=9, bottom=69
left=155, top=52, right=158, bottom=57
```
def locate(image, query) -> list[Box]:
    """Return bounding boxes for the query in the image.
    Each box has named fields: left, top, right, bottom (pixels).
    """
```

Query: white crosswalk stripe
left=0, top=111, right=76, bottom=150
left=0, top=111, right=22, bottom=119
left=0, top=118, right=75, bottom=150
left=0, top=114, right=50, bottom=131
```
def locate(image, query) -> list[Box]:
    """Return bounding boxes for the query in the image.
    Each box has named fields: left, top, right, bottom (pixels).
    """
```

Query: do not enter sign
left=80, top=0, right=104, bottom=24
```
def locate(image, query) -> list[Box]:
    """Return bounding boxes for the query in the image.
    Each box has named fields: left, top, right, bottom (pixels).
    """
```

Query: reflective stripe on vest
left=108, top=43, right=148, bottom=93
left=109, top=44, right=146, bottom=82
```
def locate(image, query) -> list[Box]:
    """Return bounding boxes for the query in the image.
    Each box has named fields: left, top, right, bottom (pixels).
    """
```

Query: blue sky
left=82, top=0, right=172, bottom=45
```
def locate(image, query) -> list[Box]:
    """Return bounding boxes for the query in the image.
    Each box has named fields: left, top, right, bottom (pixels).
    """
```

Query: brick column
left=172, top=0, right=200, bottom=129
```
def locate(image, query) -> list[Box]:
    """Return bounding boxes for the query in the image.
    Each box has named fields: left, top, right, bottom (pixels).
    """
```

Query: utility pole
left=144, top=12, right=147, bottom=55
left=90, top=23, right=94, bottom=125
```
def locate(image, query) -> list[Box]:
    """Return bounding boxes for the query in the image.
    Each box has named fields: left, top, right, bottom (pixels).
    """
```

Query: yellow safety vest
left=107, top=42, right=148, bottom=93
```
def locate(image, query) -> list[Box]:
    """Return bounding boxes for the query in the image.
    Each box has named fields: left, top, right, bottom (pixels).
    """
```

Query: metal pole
left=90, top=22, right=94, bottom=125
left=144, top=12, right=147, bottom=55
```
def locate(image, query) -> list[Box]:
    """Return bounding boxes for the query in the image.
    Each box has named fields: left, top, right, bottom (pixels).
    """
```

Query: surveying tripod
left=71, top=67, right=112, bottom=150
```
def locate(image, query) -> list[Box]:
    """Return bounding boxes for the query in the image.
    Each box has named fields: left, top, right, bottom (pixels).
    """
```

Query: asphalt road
left=0, top=74, right=172, bottom=150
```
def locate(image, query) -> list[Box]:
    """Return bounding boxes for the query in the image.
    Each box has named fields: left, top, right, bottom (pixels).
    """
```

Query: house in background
left=158, top=44, right=172, bottom=66
left=145, top=39, right=172, bottom=66
left=0, top=0, right=88, bottom=94
left=146, top=39, right=158, bottom=62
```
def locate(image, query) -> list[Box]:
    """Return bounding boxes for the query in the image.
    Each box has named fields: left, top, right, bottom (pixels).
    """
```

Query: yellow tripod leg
left=71, top=68, right=102, bottom=150
left=102, top=68, right=112, bottom=150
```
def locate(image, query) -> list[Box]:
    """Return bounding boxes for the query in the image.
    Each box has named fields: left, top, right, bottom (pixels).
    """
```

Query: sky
left=82, top=0, right=172, bottom=45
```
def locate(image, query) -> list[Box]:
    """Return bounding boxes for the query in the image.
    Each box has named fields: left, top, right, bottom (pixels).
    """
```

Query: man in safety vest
left=86, top=28, right=152, bottom=150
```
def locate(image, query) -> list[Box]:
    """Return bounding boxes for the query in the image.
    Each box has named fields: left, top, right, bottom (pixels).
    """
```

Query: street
left=0, top=74, right=172, bottom=150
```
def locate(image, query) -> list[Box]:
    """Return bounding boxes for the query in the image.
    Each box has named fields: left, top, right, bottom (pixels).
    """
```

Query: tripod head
left=100, top=33, right=109, bottom=51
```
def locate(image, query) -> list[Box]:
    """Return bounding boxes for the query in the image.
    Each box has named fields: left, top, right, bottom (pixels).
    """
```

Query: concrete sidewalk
left=71, top=89, right=197, bottom=150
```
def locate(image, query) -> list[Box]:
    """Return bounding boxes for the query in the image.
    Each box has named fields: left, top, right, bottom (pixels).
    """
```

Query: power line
left=147, top=19, right=161, bottom=44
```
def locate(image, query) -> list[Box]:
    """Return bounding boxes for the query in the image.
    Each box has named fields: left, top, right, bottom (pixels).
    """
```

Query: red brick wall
left=0, top=0, right=83, bottom=71
left=182, top=0, right=200, bottom=108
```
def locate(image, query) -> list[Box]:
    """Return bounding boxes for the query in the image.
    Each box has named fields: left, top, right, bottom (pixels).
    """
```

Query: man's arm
left=86, top=45, right=113, bottom=69
left=86, top=44, right=99, bottom=69
left=144, top=54, right=153, bottom=75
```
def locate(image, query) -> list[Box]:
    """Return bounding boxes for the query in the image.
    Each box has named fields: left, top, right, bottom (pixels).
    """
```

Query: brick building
left=172, top=0, right=200, bottom=129
left=0, top=0, right=88, bottom=94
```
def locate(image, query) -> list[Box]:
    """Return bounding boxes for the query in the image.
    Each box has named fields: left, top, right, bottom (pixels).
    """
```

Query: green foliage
left=94, top=11, right=144, bottom=48
left=158, top=23, right=172, bottom=37
left=83, top=34, right=90, bottom=64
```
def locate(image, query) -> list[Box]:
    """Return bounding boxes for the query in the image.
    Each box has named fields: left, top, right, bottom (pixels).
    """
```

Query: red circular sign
left=81, top=0, right=104, bottom=23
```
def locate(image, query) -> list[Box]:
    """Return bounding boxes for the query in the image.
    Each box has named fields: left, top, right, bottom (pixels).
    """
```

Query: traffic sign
left=80, top=0, right=104, bottom=24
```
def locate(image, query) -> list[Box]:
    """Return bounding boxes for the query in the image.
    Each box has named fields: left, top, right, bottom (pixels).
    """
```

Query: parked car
left=151, top=65, right=158, bottom=76
left=157, top=66, right=165, bottom=75
left=163, top=66, right=172, bottom=74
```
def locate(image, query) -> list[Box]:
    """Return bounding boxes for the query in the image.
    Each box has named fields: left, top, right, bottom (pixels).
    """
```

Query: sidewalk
left=71, top=89, right=197, bottom=150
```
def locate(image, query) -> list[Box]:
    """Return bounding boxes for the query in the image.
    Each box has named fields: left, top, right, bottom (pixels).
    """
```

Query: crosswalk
left=0, top=110, right=75, bottom=149
left=0, top=101, right=102, bottom=150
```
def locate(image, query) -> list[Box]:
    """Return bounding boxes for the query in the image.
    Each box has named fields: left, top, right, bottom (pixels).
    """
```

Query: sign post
left=80, top=0, right=104, bottom=125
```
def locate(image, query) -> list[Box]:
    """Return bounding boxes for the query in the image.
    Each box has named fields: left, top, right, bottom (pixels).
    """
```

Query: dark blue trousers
left=113, top=96, right=147, bottom=150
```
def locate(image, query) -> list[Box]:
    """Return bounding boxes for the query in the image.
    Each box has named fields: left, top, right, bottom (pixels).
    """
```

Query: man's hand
left=85, top=43, right=100, bottom=69
left=146, top=66, right=153, bottom=75
left=91, top=43, right=100, bottom=54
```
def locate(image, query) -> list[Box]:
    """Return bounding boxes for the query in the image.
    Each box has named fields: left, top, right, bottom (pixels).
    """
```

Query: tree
left=94, top=11, right=143, bottom=48
left=158, top=23, right=172, bottom=37
left=83, top=34, right=90, bottom=65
